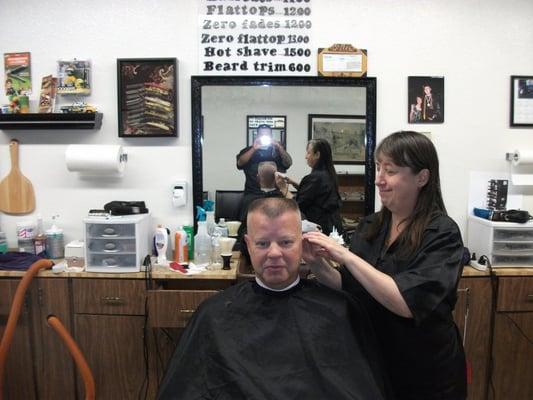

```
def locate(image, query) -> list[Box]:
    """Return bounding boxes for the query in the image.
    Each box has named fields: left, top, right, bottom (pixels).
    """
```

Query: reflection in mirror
left=191, top=76, right=376, bottom=227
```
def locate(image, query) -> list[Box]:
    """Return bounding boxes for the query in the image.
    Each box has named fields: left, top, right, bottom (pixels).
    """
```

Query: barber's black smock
left=236, top=146, right=291, bottom=194
left=295, top=169, right=343, bottom=235
left=157, top=279, right=392, bottom=400
left=340, top=212, right=466, bottom=400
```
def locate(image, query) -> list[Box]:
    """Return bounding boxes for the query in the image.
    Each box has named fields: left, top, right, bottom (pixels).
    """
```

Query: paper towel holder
left=506, top=152, right=519, bottom=162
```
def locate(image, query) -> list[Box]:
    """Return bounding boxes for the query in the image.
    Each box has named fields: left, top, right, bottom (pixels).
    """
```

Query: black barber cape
left=157, top=279, right=392, bottom=400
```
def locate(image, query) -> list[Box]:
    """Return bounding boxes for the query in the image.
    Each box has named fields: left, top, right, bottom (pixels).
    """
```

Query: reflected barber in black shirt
left=303, top=131, right=467, bottom=400
left=236, top=124, right=292, bottom=195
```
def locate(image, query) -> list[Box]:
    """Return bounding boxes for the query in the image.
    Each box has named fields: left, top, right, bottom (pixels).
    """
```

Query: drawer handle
left=102, top=296, right=122, bottom=303
left=527, top=294, right=533, bottom=301
left=179, top=309, right=196, bottom=314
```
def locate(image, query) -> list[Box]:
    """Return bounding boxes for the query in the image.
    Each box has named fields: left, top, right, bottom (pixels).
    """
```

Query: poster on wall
left=4, top=52, right=32, bottom=96
left=408, top=76, right=444, bottom=124
left=198, top=0, right=315, bottom=75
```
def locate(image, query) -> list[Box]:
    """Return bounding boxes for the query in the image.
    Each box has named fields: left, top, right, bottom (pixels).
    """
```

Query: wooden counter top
left=0, top=255, right=239, bottom=280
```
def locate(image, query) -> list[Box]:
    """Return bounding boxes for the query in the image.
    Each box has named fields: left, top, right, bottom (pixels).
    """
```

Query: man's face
left=245, top=210, right=302, bottom=289
left=423, top=85, right=432, bottom=95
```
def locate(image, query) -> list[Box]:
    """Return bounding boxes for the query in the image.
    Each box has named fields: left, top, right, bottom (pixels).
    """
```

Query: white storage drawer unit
left=84, top=214, right=151, bottom=273
left=467, top=215, right=533, bottom=267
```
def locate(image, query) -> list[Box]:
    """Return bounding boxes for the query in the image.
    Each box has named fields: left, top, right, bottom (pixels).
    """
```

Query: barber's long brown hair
left=308, top=139, right=340, bottom=195
left=366, top=131, right=447, bottom=257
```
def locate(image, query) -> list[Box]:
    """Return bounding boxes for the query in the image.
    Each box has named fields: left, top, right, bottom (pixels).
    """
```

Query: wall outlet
left=172, top=181, right=187, bottom=207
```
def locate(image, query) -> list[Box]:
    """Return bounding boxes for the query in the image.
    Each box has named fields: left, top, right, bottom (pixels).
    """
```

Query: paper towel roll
left=512, top=149, right=533, bottom=166
left=65, top=145, right=126, bottom=175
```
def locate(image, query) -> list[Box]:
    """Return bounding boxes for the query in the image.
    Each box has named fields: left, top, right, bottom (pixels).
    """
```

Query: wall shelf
left=0, top=113, right=103, bottom=130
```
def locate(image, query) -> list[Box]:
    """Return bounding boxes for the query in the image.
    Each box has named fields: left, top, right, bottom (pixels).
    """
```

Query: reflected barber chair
left=214, top=190, right=244, bottom=222
left=0, top=259, right=95, bottom=400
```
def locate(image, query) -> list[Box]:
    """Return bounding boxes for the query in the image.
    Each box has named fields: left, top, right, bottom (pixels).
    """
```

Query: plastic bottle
left=210, top=231, right=222, bottom=270
left=154, top=225, right=169, bottom=265
left=216, top=218, right=229, bottom=237
left=194, top=221, right=212, bottom=265
left=206, top=211, right=216, bottom=236
left=174, top=226, right=189, bottom=264
left=45, top=215, right=64, bottom=259
left=33, top=215, right=47, bottom=255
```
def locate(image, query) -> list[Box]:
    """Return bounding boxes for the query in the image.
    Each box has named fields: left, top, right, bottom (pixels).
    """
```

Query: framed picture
left=57, top=59, right=90, bottom=95
left=246, top=115, right=286, bottom=148
left=308, top=114, right=366, bottom=165
left=408, top=76, right=444, bottom=123
left=510, top=75, right=533, bottom=127
left=117, top=58, right=178, bottom=137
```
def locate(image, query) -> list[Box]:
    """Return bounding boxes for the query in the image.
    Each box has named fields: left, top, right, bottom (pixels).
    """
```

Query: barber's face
left=375, top=154, right=427, bottom=216
left=245, top=211, right=302, bottom=289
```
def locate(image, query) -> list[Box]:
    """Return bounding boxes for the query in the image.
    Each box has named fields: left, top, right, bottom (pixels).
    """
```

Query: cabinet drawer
left=494, top=229, right=533, bottom=242
left=87, top=238, right=136, bottom=253
left=147, top=290, right=218, bottom=328
left=497, top=277, right=533, bottom=312
left=86, top=253, right=136, bottom=268
left=86, top=223, right=135, bottom=238
left=72, top=279, right=146, bottom=315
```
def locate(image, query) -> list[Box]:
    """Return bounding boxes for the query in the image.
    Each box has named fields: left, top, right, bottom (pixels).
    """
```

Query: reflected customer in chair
left=236, top=124, right=292, bottom=198
left=157, top=197, right=391, bottom=400
left=237, top=161, right=285, bottom=262
left=277, top=138, right=343, bottom=236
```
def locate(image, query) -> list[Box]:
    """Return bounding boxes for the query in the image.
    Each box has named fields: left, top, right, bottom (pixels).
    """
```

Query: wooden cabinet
left=0, top=279, right=38, bottom=400
left=0, top=278, right=76, bottom=400
left=72, top=279, right=147, bottom=400
left=490, top=276, right=533, bottom=400
left=31, top=278, right=77, bottom=400
left=337, top=173, right=365, bottom=228
left=453, top=275, right=492, bottom=400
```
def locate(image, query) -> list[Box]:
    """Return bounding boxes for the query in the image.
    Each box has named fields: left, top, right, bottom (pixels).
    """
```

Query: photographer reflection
left=236, top=124, right=292, bottom=198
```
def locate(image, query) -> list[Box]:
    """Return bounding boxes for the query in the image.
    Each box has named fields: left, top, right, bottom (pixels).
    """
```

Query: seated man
left=157, top=197, right=391, bottom=400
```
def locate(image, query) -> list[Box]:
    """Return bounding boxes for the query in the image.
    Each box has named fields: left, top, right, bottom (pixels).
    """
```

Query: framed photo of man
left=408, top=76, right=444, bottom=124
left=510, top=75, right=533, bottom=127
left=308, top=114, right=366, bottom=165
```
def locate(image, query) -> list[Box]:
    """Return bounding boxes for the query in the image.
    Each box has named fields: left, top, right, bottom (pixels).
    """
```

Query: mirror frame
left=191, top=75, right=377, bottom=223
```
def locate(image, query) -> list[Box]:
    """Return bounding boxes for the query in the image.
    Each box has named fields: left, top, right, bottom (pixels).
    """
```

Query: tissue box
left=65, top=240, right=85, bottom=268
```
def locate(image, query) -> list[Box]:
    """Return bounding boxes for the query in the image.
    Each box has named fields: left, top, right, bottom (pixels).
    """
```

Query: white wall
left=1, top=0, right=533, bottom=248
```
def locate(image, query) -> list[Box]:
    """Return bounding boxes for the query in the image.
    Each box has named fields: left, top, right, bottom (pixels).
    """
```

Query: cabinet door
left=491, top=277, right=533, bottom=400
left=74, top=314, right=146, bottom=400
left=31, top=278, right=77, bottom=400
left=0, top=279, right=38, bottom=400
left=453, top=277, right=492, bottom=400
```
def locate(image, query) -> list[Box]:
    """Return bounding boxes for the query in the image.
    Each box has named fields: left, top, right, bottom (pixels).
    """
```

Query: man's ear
left=244, top=234, right=250, bottom=247
left=417, top=169, right=430, bottom=187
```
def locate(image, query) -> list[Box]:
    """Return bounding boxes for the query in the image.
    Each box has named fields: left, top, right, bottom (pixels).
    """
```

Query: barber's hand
left=302, top=231, right=351, bottom=265
left=252, top=137, right=263, bottom=150
left=275, top=174, right=289, bottom=194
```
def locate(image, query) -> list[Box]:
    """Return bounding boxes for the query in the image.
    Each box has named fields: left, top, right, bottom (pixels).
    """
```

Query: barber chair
left=214, top=190, right=244, bottom=222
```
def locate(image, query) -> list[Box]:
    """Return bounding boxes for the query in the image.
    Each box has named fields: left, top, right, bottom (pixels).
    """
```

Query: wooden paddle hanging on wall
left=0, top=139, right=36, bottom=214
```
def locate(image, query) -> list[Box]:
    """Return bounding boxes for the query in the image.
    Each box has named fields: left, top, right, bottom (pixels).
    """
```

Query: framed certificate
left=317, top=44, right=367, bottom=77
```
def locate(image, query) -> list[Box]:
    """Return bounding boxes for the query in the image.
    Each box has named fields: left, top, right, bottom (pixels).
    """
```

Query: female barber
left=277, top=138, right=343, bottom=235
left=302, top=131, right=466, bottom=400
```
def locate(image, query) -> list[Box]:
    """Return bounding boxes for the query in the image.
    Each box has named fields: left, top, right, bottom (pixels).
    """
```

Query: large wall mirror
left=191, top=76, right=376, bottom=224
